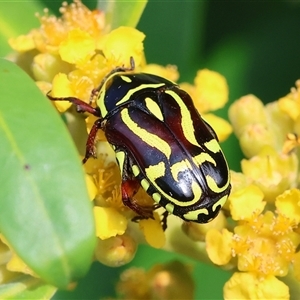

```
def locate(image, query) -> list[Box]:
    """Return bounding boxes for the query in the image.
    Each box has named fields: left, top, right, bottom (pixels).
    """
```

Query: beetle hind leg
left=116, top=150, right=155, bottom=220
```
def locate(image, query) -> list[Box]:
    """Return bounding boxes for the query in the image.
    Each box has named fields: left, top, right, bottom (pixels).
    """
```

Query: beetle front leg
left=82, top=118, right=103, bottom=163
left=47, top=92, right=101, bottom=117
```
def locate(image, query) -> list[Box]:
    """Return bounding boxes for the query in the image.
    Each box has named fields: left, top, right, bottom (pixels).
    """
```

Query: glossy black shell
left=98, top=73, right=231, bottom=222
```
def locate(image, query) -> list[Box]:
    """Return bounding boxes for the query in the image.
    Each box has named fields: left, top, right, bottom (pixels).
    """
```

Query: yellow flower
left=293, top=251, right=300, bottom=282
left=228, top=184, right=265, bottom=221
left=241, top=146, right=298, bottom=202
left=206, top=228, right=233, bottom=265
left=278, top=80, right=300, bottom=121
left=139, top=212, right=166, bottom=248
left=229, top=95, right=293, bottom=157
left=85, top=174, right=98, bottom=201
left=224, top=272, right=290, bottom=300
left=228, top=94, right=266, bottom=138
left=0, top=235, right=37, bottom=278
left=180, top=69, right=232, bottom=142
left=206, top=183, right=300, bottom=298
left=10, top=0, right=106, bottom=55
left=193, top=69, right=229, bottom=113
left=8, top=34, right=35, bottom=52
left=181, top=69, right=228, bottom=113
left=238, top=123, right=276, bottom=158
left=276, top=189, right=300, bottom=225
left=6, top=253, right=38, bottom=278
left=99, top=26, right=145, bottom=68
left=141, top=64, right=179, bottom=82
left=94, top=206, right=127, bottom=240
left=59, top=28, right=96, bottom=64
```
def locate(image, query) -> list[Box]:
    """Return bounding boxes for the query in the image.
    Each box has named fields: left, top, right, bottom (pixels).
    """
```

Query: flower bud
left=95, top=234, right=137, bottom=267
left=32, top=53, right=71, bottom=82
left=241, top=146, right=298, bottom=202
left=148, top=261, right=195, bottom=300
left=239, top=123, right=275, bottom=158
left=229, top=95, right=266, bottom=138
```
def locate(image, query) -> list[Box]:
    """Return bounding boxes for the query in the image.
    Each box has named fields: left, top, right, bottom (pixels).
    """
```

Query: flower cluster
left=5, top=1, right=300, bottom=299
left=2, top=0, right=231, bottom=285
left=115, top=260, right=195, bottom=300
left=200, top=91, right=300, bottom=299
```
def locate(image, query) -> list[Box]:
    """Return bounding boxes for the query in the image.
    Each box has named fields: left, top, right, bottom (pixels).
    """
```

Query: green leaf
left=0, top=1, right=44, bottom=57
left=0, top=58, right=96, bottom=288
left=97, top=0, right=147, bottom=30
left=0, top=275, right=56, bottom=299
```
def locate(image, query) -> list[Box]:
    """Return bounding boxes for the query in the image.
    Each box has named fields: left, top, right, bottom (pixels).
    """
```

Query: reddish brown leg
left=82, top=119, right=103, bottom=163
left=47, top=92, right=101, bottom=117
left=119, top=152, right=154, bottom=219
left=121, top=177, right=154, bottom=219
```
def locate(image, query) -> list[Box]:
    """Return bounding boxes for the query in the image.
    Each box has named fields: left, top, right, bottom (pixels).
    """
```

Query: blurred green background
left=1, top=0, right=300, bottom=298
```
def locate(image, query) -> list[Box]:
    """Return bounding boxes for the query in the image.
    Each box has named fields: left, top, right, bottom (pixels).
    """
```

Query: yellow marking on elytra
left=152, top=192, right=162, bottom=203
left=145, top=161, right=166, bottom=181
left=145, top=97, right=164, bottom=121
left=115, top=151, right=125, bottom=176
left=141, top=178, right=150, bottom=191
left=116, top=83, right=165, bottom=106
left=121, top=108, right=172, bottom=159
left=204, top=139, right=220, bottom=153
left=165, top=90, right=200, bottom=147
left=212, top=195, right=228, bottom=212
left=183, top=208, right=209, bottom=221
left=97, top=71, right=120, bottom=117
left=151, top=177, right=203, bottom=208
left=131, top=164, right=140, bottom=177
left=170, top=159, right=191, bottom=182
left=193, top=152, right=216, bottom=167
left=206, top=175, right=230, bottom=193
left=121, top=75, right=132, bottom=83
left=166, top=203, right=175, bottom=213
left=191, top=180, right=202, bottom=202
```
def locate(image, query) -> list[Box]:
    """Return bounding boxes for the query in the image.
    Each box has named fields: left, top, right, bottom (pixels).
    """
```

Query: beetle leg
left=47, top=92, right=101, bottom=117
left=82, top=118, right=103, bottom=163
left=153, top=204, right=169, bottom=231
left=160, top=211, right=169, bottom=231
left=121, top=178, right=155, bottom=220
left=122, top=181, right=155, bottom=220
left=118, top=152, right=154, bottom=219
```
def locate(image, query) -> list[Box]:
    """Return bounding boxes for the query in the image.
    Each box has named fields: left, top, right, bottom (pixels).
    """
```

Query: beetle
left=48, top=57, right=231, bottom=228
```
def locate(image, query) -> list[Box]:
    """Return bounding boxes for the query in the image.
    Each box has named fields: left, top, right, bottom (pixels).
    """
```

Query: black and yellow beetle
left=48, top=58, right=231, bottom=227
